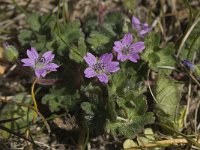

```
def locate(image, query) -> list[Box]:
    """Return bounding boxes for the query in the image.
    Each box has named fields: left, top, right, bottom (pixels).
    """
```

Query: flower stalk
left=31, top=78, right=39, bottom=118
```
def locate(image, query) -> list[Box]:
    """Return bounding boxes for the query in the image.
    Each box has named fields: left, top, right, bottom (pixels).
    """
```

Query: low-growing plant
left=1, top=1, right=200, bottom=149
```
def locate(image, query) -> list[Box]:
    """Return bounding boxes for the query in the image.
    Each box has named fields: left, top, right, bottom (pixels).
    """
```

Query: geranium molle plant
left=113, top=33, right=145, bottom=62
left=20, top=47, right=59, bottom=133
left=84, top=53, right=119, bottom=83
left=132, top=16, right=151, bottom=38
left=21, top=47, right=59, bottom=78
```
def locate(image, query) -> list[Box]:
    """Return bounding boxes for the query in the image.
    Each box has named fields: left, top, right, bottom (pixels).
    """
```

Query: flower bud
left=182, top=60, right=195, bottom=71
left=3, top=42, right=19, bottom=62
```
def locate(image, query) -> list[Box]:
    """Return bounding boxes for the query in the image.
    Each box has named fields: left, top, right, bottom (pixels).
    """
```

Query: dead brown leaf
left=0, top=46, right=3, bottom=59
left=0, top=46, right=7, bottom=75
left=0, top=65, right=6, bottom=75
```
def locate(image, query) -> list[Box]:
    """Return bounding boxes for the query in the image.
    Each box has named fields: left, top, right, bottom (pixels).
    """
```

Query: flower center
left=35, top=57, right=46, bottom=69
left=122, top=46, right=131, bottom=55
left=93, top=62, right=105, bottom=74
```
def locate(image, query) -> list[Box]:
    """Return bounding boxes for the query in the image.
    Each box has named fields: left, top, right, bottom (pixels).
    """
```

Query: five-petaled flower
left=21, top=47, right=59, bottom=78
left=84, top=53, right=119, bottom=83
left=132, top=16, right=151, bottom=38
left=113, top=33, right=145, bottom=62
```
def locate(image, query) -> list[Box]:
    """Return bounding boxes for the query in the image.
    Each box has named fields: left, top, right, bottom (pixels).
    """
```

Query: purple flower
left=113, top=33, right=145, bottom=62
left=21, top=47, right=59, bottom=78
left=132, top=16, right=151, bottom=38
left=182, top=60, right=194, bottom=71
left=84, top=53, right=119, bottom=83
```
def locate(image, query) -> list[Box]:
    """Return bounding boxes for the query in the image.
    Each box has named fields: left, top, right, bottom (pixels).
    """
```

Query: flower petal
left=122, top=33, right=133, bottom=46
left=130, top=41, right=145, bottom=53
left=35, top=69, right=47, bottom=77
left=44, top=63, right=59, bottom=71
left=142, top=23, right=150, bottom=29
left=27, top=47, right=38, bottom=60
left=97, top=73, right=108, bottom=83
left=21, top=58, right=35, bottom=67
left=84, top=53, right=97, bottom=66
left=104, top=62, right=120, bottom=73
left=113, top=41, right=123, bottom=52
left=42, top=51, right=55, bottom=63
left=84, top=67, right=96, bottom=78
left=132, top=16, right=141, bottom=30
left=128, top=53, right=140, bottom=62
left=138, top=29, right=151, bottom=38
left=117, top=52, right=127, bottom=62
left=182, top=60, right=195, bottom=70
left=99, top=53, right=113, bottom=62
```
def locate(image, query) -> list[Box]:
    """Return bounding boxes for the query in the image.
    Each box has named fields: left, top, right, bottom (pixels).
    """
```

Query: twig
left=184, top=52, right=195, bottom=128
left=157, top=18, right=165, bottom=39
left=184, top=78, right=191, bottom=128
left=194, top=100, right=200, bottom=134
left=125, top=138, right=200, bottom=149
left=157, top=66, right=177, bottom=70
left=34, top=141, right=51, bottom=149
left=25, top=0, right=32, bottom=7
left=156, top=123, right=200, bottom=148
left=147, top=69, right=158, bottom=103
left=2, top=64, right=17, bottom=78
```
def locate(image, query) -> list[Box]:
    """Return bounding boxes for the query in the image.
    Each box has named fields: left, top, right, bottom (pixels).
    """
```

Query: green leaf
left=42, top=88, right=80, bottom=113
left=123, top=139, right=138, bottom=149
left=155, top=43, right=176, bottom=67
left=110, top=68, right=137, bottom=94
left=181, top=23, right=200, bottom=59
left=32, top=34, right=55, bottom=52
left=0, top=93, right=34, bottom=138
left=194, top=65, right=200, bottom=77
left=104, top=12, right=125, bottom=34
left=87, top=31, right=110, bottom=53
left=81, top=102, right=97, bottom=116
left=107, top=97, right=117, bottom=122
left=144, top=128, right=155, bottom=141
left=154, top=73, right=183, bottom=131
left=142, top=32, right=160, bottom=59
left=27, top=13, right=40, bottom=32
left=18, top=29, right=33, bottom=45
left=56, top=21, right=83, bottom=45
left=99, top=23, right=116, bottom=37
left=42, top=94, right=62, bottom=112
left=83, top=17, right=98, bottom=34
left=81, top=61, right=153, bottom=137
left=80, top=84, right=108, bottom=134
left=69, top=37, right=87, bottom=63
left=40, top=13, right=56, bottom=29
left=106, top=93, right=154, bottom=137
left=122, top=0, right=137, bottom=12
left=54, top=21, right=84, bottom=55
left=148, top=53, right=160, bottom=64
left=142, top=33, right=176, bottom=72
